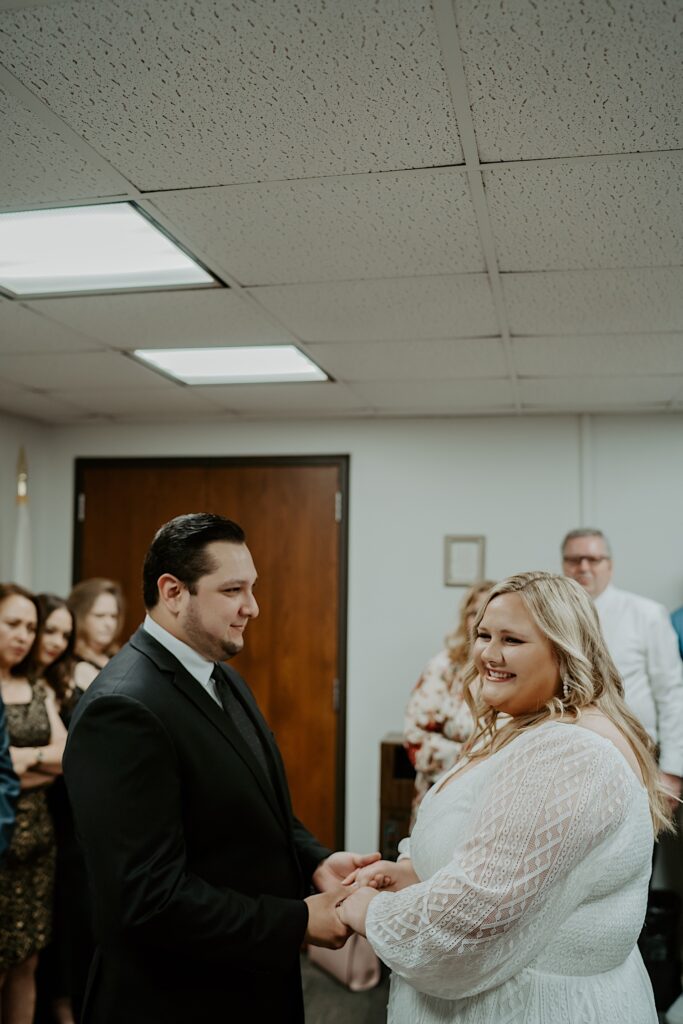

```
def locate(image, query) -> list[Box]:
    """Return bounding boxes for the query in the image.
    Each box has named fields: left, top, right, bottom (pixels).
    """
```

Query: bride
left=339, top=572, right=671, bottom=1023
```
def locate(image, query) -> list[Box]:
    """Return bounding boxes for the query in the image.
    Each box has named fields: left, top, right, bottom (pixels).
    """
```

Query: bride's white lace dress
left=366, top=720, right=657, bottom=1023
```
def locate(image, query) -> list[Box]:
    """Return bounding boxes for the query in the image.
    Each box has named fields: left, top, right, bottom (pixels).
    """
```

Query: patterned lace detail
left=367, top=724, right=646, bottom=1005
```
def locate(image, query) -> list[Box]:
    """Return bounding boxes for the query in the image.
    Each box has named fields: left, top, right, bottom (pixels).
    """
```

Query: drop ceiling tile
left=485, top=155, right=683, bottom=272
left=52, top=386, right=230, bottom=419
left=0, top=0, right=462, bottom=190
left=0, top=351, right=175, bottom=390
left=513, top=334, right=683, bottom=377
left=0, top=385, right=98, bottom=423
left=352, top=377, right=515, bottom=412
left=198, top=381, right=369, bottom=416
left=307, top=337, right=506, bottom=381
left=503, top=269, right=683, bottom=336
left=0, top=84, right=125, bottom=206
left=26, top=289, right=292, bottom=349
left=519, top=376, right=682, bottom=408
left=0, top=296, right=107, bottom=353
left=458, top=0, right=682, bottom=161
left=151, top=169, right=483, bottom=286
left=254, top=275, right=499, bottom=342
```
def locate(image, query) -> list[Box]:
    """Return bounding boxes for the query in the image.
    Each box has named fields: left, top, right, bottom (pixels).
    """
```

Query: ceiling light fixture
left=133, top=345, right=328, bottom=385
left=0, top=202, right=215, bottom=296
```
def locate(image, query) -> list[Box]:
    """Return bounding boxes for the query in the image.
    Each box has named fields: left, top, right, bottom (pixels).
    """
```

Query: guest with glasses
left=561, top=528, right=683, bottom=812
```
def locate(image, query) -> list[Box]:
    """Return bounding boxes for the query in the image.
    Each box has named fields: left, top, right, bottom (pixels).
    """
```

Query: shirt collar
left=143, top=614, right=214, bottom=687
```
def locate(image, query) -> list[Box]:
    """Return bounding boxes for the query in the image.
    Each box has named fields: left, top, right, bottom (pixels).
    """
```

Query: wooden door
left=73, top=457, right=347, bottom=849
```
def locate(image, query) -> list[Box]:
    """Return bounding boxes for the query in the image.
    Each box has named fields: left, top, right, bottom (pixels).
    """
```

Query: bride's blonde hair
left=461, top=571, right=673, bottom=836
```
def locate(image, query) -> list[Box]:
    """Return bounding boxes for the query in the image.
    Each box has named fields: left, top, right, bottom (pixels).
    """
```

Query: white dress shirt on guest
left=593, top=584, right=683, bottom=776
left=143, top=613, right=221, bottom=706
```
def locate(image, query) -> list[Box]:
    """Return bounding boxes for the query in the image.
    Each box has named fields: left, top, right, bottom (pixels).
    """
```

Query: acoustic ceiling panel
left=198, top=381, right=368, bottom=416
left=0, top=386, right=96, bottom=423
left=503, top=269, right=683, bottom=336
left=306, top=337, right=507, bottom=381
left=513, top=334, right=683, bottom=378
left=352, top=377, right=515, bottom=412
left=51, top=385, right=230, bottom=419
left=457, top=0, right=683, bottom=161
left=0, top=296, right=107, bottom=354
left=519, top=375, right=682, bottom=408
left=151, top=168, right=484, bottom=286
left=0, top=350, right=175, bottom=390
left=26, top=289, right=293, bottom=349
left=485, top=154, right=683, bottom=272
left=0, top=0, right=463, bottom=189
left=255, top=275, right=499, bottom=342
left=0, top=83, right=126, bottom=206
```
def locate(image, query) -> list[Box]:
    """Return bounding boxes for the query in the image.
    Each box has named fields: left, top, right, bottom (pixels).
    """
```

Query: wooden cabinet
left=379, top=733, right=415, bottom=860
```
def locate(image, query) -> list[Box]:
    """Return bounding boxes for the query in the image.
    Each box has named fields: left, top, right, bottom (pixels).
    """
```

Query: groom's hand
left=312, top=850, right=381, bottom=892
left=336, top=886, right=378, bottom=937
left=305, top=889, right=351, bottom=949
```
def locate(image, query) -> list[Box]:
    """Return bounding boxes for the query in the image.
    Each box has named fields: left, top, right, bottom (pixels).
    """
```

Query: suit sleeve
left=64, top=693, right=308, bottom=971
left=290, top=815, right=332, bottom=881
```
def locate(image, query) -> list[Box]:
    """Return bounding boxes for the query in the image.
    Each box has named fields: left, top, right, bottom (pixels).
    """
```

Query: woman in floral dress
left=404, top=581, right=495, bottom=819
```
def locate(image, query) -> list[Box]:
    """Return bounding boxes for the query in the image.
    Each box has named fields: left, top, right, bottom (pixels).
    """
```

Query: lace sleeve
left=366, top=724, right=640, bottom=1000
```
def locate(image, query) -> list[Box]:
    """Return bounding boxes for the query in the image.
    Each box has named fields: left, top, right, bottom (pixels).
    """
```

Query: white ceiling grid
left=0, top=0, right=681, bottom=423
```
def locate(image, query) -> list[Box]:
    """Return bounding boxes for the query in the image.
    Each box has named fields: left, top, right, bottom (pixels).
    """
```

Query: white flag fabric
left=12, top=501, right=32, bottom=589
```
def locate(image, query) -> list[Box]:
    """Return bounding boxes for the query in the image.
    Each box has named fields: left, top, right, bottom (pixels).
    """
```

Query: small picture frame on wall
left=444, top=535, right=485, bottom=587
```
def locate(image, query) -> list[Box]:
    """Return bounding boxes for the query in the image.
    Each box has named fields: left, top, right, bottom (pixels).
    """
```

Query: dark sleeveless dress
left=35, top=683, right=94, bottom=1024
left=0, top=683, right=55, bottom=970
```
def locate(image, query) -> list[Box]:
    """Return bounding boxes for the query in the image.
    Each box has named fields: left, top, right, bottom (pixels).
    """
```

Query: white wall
left=0, top=411, right=50, bottom=587
left=3, top=410, right=683, bottom=848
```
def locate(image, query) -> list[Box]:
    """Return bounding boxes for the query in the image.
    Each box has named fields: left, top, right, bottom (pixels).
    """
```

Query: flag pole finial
left=17, top=447, right=28, bottom=504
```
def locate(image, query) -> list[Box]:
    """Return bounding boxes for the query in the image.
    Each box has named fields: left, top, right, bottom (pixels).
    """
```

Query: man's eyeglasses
left=563, top=555, right=610, bottom=567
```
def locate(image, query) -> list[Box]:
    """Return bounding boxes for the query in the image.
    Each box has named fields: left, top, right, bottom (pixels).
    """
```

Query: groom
left=64, top=513, right=378, bottom=1024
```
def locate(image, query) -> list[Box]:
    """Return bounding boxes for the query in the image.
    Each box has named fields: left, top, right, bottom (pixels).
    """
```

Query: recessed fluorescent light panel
left=0, top=203, right=214, bottom=296
left=134, top=346, right=329, bottom=385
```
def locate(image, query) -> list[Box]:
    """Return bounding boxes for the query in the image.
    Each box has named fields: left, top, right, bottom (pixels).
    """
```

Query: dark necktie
left=212, top=666, right=273, bottom=790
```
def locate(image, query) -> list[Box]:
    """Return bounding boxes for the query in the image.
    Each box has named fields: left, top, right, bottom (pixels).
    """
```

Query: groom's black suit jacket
left=64, top=627, right=331, bottom=1024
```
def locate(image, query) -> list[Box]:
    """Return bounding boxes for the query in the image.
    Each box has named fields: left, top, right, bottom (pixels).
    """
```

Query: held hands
left=312, top=850, right=381, bottom=893
left=304, top=889, right=351, bottom=949
left=335, top=886, right=378, bottom=937
left=342, top=857, right=418, bottom=893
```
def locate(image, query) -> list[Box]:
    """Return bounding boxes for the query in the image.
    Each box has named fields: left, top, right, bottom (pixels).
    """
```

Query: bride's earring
left=562, top=678, right=571, bottom=701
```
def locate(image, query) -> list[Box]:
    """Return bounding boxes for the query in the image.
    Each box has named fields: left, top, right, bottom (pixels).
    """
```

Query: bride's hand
left=343, top=858, right=418, bottom=892
left=336, top=886, right=378, bottom=936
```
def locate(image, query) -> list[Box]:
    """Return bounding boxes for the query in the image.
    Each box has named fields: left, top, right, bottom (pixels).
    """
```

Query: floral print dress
left=404, top=650, right=473, bottom=820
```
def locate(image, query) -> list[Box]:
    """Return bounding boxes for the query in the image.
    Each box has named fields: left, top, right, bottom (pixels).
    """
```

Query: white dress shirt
left=593, top=584, right=683, bottom=776
left=143, top=614, right=222, bottom=707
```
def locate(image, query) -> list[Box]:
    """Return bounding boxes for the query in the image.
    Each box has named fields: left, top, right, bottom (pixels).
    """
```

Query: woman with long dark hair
left=0, top=584, right=66, bottom=1024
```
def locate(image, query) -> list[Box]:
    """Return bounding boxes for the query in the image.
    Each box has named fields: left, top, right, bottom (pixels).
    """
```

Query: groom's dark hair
left=143, top=513, right=245, bottom=608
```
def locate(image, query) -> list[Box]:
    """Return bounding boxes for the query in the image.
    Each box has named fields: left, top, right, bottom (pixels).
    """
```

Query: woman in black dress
left=0, top=584, right=66, bottom=1024
left=25, top=594, right=86, bottom=1024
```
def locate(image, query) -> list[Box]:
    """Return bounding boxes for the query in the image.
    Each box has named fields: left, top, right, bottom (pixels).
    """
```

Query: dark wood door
left=73, top=457, right=347, bottom=849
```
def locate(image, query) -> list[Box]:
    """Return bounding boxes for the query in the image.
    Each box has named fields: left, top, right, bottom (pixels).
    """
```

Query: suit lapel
left=129, top=628, right=288, bottom=829
left=217, top=664, right=292, bottom=824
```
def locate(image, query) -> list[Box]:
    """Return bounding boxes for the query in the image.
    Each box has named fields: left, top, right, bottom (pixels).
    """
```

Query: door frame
left=73, top=453, right=350, bottom=848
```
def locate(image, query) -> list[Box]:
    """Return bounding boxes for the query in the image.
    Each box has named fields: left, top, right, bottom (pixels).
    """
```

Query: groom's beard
left=181, top=603, right=244, bottom=662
